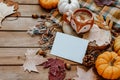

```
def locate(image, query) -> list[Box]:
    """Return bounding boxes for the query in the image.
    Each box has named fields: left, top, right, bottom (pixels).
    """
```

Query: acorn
left=65, top=63, right=71, bottom=70
left=37, top=49, right=47, bottom=57
left=32, top=13, right=39, bottom=19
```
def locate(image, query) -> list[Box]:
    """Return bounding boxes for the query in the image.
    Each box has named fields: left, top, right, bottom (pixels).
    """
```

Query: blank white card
left=51, top=32, right=89, bottom=63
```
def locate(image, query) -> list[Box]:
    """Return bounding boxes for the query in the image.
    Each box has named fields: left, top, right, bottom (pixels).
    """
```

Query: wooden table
left=0, top=0, right=78, bottom=80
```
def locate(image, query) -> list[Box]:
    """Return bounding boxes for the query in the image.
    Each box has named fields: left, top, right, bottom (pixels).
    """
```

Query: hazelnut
left=32, top=13, right=39, bottom=19
left=65, top=63, right=71, bottom=70
left=37, top=49, right=47, bottom=57
left=40, top=14, right=46, bottom=19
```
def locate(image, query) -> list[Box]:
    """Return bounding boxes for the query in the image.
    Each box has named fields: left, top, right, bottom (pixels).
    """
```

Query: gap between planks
left=0, top=57, right=79, bottom=66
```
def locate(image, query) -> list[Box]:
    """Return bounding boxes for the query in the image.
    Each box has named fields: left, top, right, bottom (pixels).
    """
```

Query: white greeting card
left=51, top=32, right=89, bottom=63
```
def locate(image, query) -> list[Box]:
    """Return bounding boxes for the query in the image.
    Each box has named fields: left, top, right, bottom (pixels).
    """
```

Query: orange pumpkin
left=95, top=51, right=120, bottom=79
left=39, top=0, right=59, bottom=9
left=114, top=36, right=120, bottom=56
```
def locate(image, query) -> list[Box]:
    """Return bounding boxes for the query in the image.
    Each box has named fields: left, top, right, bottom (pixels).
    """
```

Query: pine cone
left=83, top=54, right=95, bottom=67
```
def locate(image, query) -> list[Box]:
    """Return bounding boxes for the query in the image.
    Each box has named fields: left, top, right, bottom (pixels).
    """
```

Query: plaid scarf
left=79, top=0, right=120, bottom=27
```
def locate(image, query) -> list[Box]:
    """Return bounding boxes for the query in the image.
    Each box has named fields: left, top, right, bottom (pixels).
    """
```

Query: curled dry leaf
left=23, top=49, right=47, bottom=72
left=73, top=67, right=97, bottom=80
left=95, top=14, right=113, bottom=30
left=0, top=0, right=19, bottom=27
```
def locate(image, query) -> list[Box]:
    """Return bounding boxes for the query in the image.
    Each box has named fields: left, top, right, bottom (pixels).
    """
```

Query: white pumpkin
left=58, top=0, right=80, bottom=14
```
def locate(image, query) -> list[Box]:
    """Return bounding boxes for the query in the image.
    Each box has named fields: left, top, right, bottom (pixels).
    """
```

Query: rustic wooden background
left=0, top=0, right=79, bottom=80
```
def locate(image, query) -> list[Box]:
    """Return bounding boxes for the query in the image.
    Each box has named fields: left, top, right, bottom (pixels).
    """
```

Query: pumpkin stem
left=68, top=0, right=71, bottom=4
left=110, top=58, right=116, bottom=66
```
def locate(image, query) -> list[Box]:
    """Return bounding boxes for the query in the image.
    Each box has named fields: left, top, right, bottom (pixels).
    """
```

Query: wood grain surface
left=0, top=0, right=79, bottom=79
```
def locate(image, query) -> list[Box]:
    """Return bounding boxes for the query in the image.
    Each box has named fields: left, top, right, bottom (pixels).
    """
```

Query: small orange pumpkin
left=39, top=0, right=59, bottom=9
left=114, top=36, right=120, bottom=56
left=95, top=51, right=120, bottom=79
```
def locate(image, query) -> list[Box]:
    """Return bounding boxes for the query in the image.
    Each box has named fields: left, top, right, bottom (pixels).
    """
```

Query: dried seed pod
left=65, top=63, right=71, bottom=70
left=32, top=13, right=39, bottom=19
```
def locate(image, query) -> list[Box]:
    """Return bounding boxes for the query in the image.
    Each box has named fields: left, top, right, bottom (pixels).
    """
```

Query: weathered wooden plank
left=0, top=56, right=77, bottom=65
left=0, top=56, right=24, bottom=65
left=0, top=48, right=54, bottom=65
left=18, top=5, right=48, bottom=16
left=0, top=48, right=77, bottom=65
left=0, top=54, right=55, bottom=65
left=0, top=66, right=77, bottom=80
left=0, top=48, right=38, bottom=56
left=0, top=32, right=40, bottom=47
left=1, top=18, right=39, bottom=30
left=14, top=0, right=39, bottom=4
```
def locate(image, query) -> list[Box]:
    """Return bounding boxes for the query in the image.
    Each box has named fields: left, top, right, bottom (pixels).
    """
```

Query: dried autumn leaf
left=0, top=0, right=19, bottom=27
left=95, top=14, right=113, bottom=30
left=42, top=58, right=66, bottom=80
left=23, top=49, right=47, bottom=72
left=73, top=67, right=97, bottom=80
left=94, top=0, right=115, bottom=7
